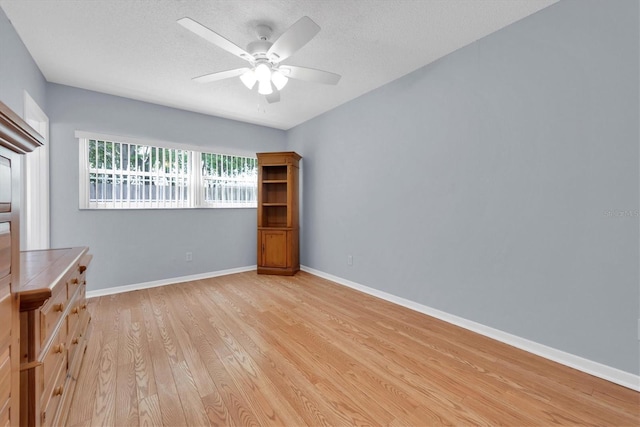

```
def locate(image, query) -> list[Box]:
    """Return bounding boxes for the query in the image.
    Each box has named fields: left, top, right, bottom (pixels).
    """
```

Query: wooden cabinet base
left=257, top=266, right=299, bottom=276
left=257, top=228, right=299, bottom=275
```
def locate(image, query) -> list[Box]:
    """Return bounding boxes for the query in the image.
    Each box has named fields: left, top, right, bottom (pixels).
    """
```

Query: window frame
left=76, top=131, right=258, bottom=210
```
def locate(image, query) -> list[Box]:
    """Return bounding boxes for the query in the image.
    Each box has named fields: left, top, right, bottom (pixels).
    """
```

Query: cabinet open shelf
left=262, top=165, right=287, bottom=181
left=262, top=182, right=287, bottom=204
left=261, top=205, right=287, bottom=227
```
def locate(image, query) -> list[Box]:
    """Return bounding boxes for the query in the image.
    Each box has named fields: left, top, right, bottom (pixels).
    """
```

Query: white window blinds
left=77, top=132, right=257, bottom=209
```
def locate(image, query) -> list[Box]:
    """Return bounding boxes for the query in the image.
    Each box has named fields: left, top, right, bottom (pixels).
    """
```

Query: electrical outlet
left=186, top=252, right=193, bottom=262
left=347, top=255, right=353, bottom=266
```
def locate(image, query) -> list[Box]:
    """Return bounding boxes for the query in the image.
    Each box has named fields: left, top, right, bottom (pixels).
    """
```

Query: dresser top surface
left=18, top=247, right=89, bottom=304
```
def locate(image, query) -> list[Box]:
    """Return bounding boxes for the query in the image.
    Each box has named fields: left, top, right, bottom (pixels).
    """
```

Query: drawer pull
left=54, top=343, right=65, bottom=354
left=54, top=302, right=64, bottom=312
left=71, top=307, right=79, bottom=314
left=70, top=277, right=79, bottom=285
left=72, top=337, right=79, bottom=345
left=79, top=265, right=87, bottom=273
left=53, top=385, right=64, bottom=396
left=81, top=304, right=87, bottom=310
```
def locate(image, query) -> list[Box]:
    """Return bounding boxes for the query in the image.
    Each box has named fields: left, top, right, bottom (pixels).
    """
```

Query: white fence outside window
left=201, top=152, right=258, bottom=208
left=78, top=133, right=257, bottom=209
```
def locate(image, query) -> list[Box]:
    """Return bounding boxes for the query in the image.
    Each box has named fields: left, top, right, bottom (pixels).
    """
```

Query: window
left=77, top=132, right=257, bottom=209
left=201, top=152, right=258, bottom=207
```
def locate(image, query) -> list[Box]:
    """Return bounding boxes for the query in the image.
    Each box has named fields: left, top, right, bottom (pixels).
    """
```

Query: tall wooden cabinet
left=257, top=152, right=301, bottom=275
left=0, top=101, right=44, bottom=426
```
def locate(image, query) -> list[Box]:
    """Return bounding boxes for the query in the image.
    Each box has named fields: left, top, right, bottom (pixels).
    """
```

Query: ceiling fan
left=178, top=16, right=341, bottom=104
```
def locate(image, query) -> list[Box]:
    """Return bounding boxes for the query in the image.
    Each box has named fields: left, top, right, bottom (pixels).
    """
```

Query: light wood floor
left=67, top=271, right=639, bottom=426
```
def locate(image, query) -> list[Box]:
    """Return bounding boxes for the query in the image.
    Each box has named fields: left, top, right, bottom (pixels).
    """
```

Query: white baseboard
left=301, top=265, right=640, bottom=392
left=86, top=265, right=257, bottom=299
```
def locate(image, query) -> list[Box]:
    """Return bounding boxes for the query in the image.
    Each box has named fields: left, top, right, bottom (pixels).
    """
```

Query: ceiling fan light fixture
left=239, top=69, right=257, bottom=89
left=254, top=62, right=272, bottom=83
left=258, top=79, right=273, bottom=95
left=271, top=70, right=288, bottom=90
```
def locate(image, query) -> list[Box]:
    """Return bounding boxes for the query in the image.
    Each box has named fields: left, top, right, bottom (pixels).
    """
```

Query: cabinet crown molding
left=0, top=100, right=44, bottom=154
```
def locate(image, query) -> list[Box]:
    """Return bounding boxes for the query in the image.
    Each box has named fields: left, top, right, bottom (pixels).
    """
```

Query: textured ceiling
left=1, top=0, right=557, bottom=130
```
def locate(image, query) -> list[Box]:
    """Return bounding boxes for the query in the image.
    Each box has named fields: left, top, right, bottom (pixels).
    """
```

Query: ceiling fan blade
left=193, top=68, right=249, bottom=84
left=178, top=17, right=254, bottom=61
left=265, top=90, right=280, bottom=104
left=279, top=65, right=341, bottom=85
left=267, top=16, right=320, bottom=62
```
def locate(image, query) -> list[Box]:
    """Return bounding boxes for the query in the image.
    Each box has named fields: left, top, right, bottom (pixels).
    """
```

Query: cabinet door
left=260, top=230, right=288, bottom=268
left=0, top=156, right=10, bottom=213
left=0, top=223, right=10, bottom=280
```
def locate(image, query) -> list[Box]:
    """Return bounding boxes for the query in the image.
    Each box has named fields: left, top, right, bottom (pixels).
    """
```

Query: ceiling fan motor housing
left=247, top=40, right=273, bottom=60
left=255, top=24, right=272, bottom=41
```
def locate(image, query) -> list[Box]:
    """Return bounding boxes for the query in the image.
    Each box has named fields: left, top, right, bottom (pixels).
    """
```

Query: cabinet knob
left=71, top=307, right=79, bottom=314
left=81, top=304, right=87, bottom=310
left=53, top=385, right=64, bottom=396
left=54, top=303, right=64, bottom=312
left=72, top=337, right=79, bottom=345
left=70, top=277, right=79, bottom=285
left=54, top=343, right=65, bottom=354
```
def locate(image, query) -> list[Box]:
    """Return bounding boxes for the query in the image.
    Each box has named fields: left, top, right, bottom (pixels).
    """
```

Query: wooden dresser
left=0, top=101, right=44, bottom=426
left=18, top=247, right=92, bottom=426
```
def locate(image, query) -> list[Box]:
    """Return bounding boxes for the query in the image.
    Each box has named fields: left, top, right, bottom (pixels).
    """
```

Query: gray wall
left=47, top=83, right=286, bottom=291
left=0, top=7, right=46, bottom=116
left=287, top=0, right=639, bottom=375
left=1, top=7, right=48, bottom=256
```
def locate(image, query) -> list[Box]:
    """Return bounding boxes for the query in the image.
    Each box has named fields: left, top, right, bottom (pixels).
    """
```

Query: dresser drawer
left=67, top=290, right=82, bottom=351
left=67, top=254, right=91, bottom=299
left=68, top=286, right=87, bottom=367
left=66, top=274, right=81, bottom=300
left=0, top=223, right=10, bottom=279
left=67, top=304, right=79, bottom=347
left=40, top=357, right=66, bottom=427
left=79, top=254, right=92, bottom=275
left=40, top=287, right=68, bottom=348
left=67, top=333, right=81, bottom=371
left=42, top=325, right=67, bottom=395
